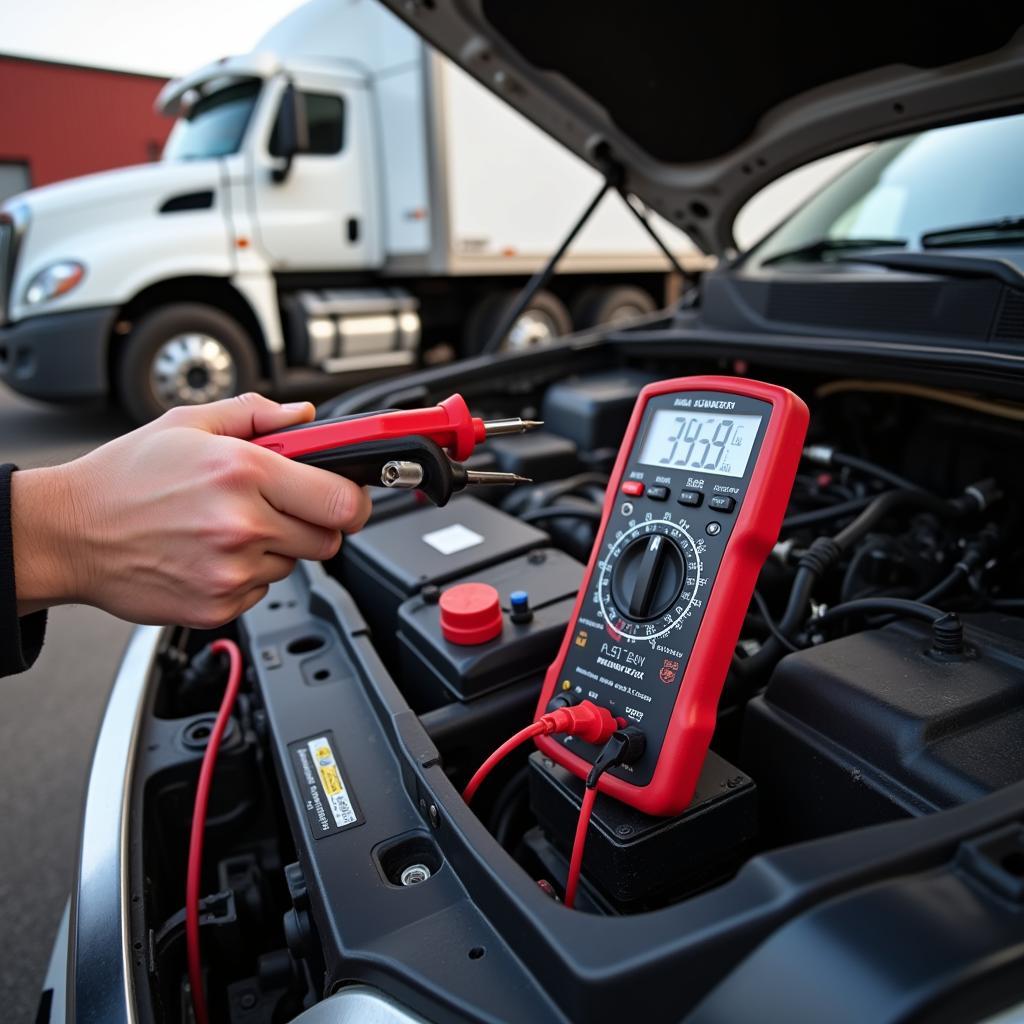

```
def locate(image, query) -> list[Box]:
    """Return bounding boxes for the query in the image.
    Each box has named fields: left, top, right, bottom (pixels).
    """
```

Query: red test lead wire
left=564, top=787, right=598, bottom=909
left=186, top=638, right=243, bottom=1024
left=462, top=701, right=621, bottom=805
left=563, top=728, right=646, bottom=909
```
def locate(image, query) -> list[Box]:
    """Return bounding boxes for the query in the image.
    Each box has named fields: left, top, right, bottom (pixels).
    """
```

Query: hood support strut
left=482, top=169, right=688, bottom=355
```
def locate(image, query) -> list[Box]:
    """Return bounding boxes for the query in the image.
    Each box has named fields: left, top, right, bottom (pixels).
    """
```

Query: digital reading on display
left=637, top=410, right=763, bottom=478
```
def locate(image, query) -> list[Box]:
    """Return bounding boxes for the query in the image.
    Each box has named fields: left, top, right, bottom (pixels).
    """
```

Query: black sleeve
left=1, top=464, right=48, bottom=677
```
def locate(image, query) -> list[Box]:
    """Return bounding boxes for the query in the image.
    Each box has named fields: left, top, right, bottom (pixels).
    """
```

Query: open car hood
left=379, top=1, right=1024, bottom=255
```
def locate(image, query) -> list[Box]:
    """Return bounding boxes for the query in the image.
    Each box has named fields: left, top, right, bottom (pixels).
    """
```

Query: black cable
left=519, top=505, right=602, bottom=524
left=829, top=452, right=923, bottom=493
left=916, top=565, right=969, bottom=606
left=833, top=487, right=979, bottom=552
left=739, top=481, right=995, bottom=681
left=807, top=598, right=966, bottom=655
left=839, top=538, right=890, bottom=603
left=751, top=589, right=799, bottom=653
left=782, top=495, right=876, bottom=531
left=811, top=597, right=946, bottom=629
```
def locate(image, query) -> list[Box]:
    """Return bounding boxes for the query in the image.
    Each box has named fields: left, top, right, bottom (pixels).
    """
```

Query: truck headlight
left=24, top=260, right=86, bottom=306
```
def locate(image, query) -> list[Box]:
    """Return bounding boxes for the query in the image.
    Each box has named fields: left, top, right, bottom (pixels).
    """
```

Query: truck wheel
left=571, top=285, right=657, bottom=330
left=464, top=289, right=572, bottom=353
left=116, top=303, right=260, bottom=423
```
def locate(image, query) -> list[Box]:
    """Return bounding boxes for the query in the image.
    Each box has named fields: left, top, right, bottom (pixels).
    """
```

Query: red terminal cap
left=439, top=583, right=503, bottom=645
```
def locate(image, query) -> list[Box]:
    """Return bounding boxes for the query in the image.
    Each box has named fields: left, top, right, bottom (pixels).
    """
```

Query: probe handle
left=253, top=394, right=484, bottom=461
left=296, top=435, right=462, bottom=506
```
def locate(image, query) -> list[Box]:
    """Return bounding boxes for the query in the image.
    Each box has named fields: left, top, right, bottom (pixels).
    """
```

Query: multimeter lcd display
left=637, top=410, right=763, bottom=478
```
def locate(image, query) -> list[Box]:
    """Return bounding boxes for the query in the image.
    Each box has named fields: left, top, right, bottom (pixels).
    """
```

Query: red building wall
left=0, top=55, right=171, bottom=189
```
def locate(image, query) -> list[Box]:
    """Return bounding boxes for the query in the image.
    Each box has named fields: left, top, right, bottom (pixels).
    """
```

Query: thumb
left=161, top=393, right=316, bottom=438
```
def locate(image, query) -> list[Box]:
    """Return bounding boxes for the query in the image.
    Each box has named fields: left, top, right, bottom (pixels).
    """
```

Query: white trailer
left=0, top=0, right=700, bottom=422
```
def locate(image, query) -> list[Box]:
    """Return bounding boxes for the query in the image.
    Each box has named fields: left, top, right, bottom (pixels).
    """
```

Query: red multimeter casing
left=534, top=376, right=808, bottom=816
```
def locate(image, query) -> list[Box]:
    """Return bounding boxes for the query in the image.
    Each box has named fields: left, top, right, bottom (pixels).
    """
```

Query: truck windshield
left=745, top=112, right=1024, bottom=268
left=164, top=79, right=261, bottom=161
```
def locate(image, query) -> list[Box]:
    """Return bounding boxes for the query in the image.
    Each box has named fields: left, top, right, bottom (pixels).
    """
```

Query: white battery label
left=422, top=523, right=484, bottom=555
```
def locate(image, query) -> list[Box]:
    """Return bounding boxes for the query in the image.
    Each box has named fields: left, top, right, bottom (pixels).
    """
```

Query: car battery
left=528, top=749, right=757, bottom=912
left=337, top=495, right=549, bottom=643
left=396, top=548, right=585, bottom=709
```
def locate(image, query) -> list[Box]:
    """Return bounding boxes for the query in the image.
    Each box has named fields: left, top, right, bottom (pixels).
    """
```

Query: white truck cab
left=0, top=0, right=697, bottom=422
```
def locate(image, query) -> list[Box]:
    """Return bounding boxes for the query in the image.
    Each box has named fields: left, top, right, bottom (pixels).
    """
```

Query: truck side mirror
left=271, top=83, right=308, bottom=184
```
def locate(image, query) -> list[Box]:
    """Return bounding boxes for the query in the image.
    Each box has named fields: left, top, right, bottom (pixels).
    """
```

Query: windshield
left=163, top=79, right=261, bottom=161
left=746, top=112, right=1024, bottom=268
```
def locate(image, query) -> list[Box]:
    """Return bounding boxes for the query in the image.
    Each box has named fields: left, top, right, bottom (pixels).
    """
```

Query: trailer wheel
left=464, top=289, right=572, bottom=353
left=571, top=285, right=657, bottom=330
left=116, top=303, right=260, bottom=423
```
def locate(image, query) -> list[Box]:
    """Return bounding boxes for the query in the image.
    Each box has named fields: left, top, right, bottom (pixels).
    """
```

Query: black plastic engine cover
left=742, top=612, right=1024, bottom=843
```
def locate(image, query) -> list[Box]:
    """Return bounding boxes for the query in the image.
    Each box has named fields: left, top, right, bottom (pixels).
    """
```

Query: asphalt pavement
left=0, top=388, right=133, bottom=1023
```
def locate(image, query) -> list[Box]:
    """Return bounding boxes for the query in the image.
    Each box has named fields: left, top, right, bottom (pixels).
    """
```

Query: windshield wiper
left=759, top=237, right=907, bottom=267
left=921, top=216, right=1024, bottom=249
left=834, top=250, right=1024, bottom=289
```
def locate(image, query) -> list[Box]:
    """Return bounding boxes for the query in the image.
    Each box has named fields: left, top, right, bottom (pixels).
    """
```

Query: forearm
left=11, top=464, right=86, bottom=616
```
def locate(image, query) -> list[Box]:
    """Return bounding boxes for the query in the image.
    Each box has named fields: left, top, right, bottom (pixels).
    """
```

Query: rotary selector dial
left=597, top=518, right=705, bottom=641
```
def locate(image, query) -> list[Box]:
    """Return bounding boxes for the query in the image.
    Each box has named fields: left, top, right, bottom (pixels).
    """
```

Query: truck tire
left=571, top=285, right=657, bottom=330
left=116, top=303, right=260, bottom=423
left=464, top=289, right=572, bottom=353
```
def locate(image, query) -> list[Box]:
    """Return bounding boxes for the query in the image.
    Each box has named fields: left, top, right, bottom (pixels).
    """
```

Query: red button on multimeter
left=535, top=376, right=808, bottom=816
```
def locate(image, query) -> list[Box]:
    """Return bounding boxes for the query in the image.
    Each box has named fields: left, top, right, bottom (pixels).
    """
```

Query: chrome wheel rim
left=150, top=333, right=236, bottom=407
left=606, top=303, right=646, bottom=325
left=505, top=309, right=560, bottom=350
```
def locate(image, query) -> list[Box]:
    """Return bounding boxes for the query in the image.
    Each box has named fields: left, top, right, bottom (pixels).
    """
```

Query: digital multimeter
left=534, top=376, right=808, bottom=816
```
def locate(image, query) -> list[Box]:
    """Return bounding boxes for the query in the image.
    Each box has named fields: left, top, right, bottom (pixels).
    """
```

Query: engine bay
left=126, top=355, right=1024, bottom=1023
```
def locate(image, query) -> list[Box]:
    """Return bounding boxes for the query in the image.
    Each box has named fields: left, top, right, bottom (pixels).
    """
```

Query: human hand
left=12, top=393, right=371, bottom=626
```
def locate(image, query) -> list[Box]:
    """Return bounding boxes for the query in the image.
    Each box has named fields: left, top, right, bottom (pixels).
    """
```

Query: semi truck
left=0, top=0, right=699, bottom=422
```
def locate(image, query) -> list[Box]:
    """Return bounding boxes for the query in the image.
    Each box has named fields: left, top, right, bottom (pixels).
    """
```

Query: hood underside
left=379, top=0, right=1024, bottom=255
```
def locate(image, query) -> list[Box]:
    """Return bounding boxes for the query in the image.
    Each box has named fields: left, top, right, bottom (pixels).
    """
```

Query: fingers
left=264, top=511, right=342, bottom=562
left=159, top=393, right=316, bottom=439
left=255, top=452, right=372, bottom=533
left=255, top=553, right=298, bottom=585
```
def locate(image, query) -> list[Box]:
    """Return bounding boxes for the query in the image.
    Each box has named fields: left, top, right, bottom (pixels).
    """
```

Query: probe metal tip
left=482, top=417, right=545, bottom=437
left=465, top=470, right=533, bottom=487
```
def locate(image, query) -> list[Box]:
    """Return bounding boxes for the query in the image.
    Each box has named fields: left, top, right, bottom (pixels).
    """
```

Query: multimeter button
left=439, top=583, right=503, bottom=645
left=677, top=490, right=703, bottom=507
left=708, top=495, right=736, bottom=513
left=645, top=485, right=669, bottom=501
left=621, top=481, right=645, bottom=496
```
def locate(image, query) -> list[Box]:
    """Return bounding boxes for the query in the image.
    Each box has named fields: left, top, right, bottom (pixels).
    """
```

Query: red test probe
left=252, top=393, right=540, bottom=505
left=253, top=393, right=540, bottom=462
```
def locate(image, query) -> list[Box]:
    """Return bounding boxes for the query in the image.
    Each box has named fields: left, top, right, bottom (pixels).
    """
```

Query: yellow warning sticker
left=289, top=731, right=363, bottom=838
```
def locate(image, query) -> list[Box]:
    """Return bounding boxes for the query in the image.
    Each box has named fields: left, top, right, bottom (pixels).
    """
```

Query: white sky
left=0, top=0, right=304, bottom=76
